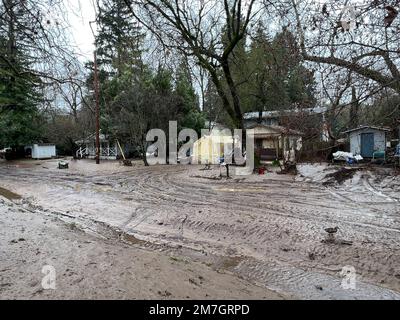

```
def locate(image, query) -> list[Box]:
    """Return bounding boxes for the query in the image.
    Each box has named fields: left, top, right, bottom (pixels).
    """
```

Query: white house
left=243, top=107, right=329, bottom=142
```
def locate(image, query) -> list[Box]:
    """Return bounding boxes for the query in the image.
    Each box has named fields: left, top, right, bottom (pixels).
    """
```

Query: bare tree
left=57, top=81, right=84, bottom=122
left=286, top=0, right=400, bottom=94
left=0, top=0, right=85, bottom=87
left=122, top=0, right=259, bottom=129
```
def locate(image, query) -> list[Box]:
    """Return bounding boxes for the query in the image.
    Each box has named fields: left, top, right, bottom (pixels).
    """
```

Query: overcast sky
left=65, top=0, right=97, bottom=61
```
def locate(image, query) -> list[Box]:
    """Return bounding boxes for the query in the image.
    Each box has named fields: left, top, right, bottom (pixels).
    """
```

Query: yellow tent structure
left=192, top=130, right=234, bottom=165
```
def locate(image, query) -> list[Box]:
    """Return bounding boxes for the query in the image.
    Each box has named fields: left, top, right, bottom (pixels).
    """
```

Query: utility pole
left=93, top=50, right=100, bottom=165
left=90, top=20, right=100, bottom=165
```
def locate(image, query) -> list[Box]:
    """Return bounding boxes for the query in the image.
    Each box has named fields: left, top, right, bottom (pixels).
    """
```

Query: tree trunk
left=350, top=86, right=359, bottom=129
left=140, top=141, right=149, bottom=167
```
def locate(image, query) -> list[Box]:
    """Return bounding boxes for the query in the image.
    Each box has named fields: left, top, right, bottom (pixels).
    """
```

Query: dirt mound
left=0, top=186, right=21, bottom=200
left=322, top=168, right=361, bottom=186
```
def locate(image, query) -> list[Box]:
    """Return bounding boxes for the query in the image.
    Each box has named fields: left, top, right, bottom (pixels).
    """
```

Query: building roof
left=34, top=143, right=55, bottom=147
left=246, top=124, right=304, bottom=136
left=342, top=126, right=392, bottom=134
left=244, top=107, right=328, bottom=120
left=75, top=133, right=110, bottom=144
left=26, top=143, right=55, bottom=147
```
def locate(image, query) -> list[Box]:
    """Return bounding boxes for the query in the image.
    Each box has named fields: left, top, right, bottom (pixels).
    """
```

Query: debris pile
left=322, top=167, right=361, bottom=186
left=332, top=151, right=363, bottom=163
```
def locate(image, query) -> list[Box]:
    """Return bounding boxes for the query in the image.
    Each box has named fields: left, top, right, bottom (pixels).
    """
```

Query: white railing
left=76, top=147, right=88, bottom=158
left=101, top=147, right=117, bottom=157
left=76, top=146, right=118, bottom=158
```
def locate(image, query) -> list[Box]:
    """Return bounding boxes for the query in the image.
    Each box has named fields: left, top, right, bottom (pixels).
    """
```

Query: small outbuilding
left=26, top=144, right=56, bottom=160
left=343, top=126, right=391, bottom=158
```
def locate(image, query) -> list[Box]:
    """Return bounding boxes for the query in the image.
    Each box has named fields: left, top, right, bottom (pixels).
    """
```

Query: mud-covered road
left=1, top=159, right=400, bottom=299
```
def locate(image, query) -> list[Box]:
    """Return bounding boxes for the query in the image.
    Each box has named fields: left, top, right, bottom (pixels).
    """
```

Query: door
left=361, top=133, right=374, bottom=157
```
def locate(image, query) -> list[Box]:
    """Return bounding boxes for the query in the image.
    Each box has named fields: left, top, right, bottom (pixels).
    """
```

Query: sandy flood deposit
left=1, top=159, right=400, bottom=299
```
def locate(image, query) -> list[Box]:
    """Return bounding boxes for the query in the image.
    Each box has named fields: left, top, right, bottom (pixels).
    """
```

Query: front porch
left=76, top=134, right=119, bottom=160
left=76, top=145, right=118, bottom=160
left=248, top=124, right=304, bottom=162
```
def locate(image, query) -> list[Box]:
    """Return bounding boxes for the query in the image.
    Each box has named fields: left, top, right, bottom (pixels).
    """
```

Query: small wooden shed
left=343, top=126, right=391, bottom=158
left=26, top=144, right=56, bottom=159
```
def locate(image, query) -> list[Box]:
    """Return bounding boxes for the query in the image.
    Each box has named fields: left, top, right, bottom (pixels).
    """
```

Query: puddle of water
left=0, top=186, right=22, bottom=200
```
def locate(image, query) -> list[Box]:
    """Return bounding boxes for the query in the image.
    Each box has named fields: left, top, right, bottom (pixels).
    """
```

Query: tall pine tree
left=85, top=0, right=146, bottom=136
left=0, top=0, right=43, bottom=148
left=96, top=0, right=145, bottom=76
left=174, top=60, right=204, bottom=134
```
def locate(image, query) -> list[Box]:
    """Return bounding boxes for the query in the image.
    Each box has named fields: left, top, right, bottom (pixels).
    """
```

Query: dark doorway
left=361, top=133, right=374, bottom=157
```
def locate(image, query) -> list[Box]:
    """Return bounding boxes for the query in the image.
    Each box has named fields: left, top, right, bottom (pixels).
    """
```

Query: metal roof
left=342, top=126, right=392, bottom=134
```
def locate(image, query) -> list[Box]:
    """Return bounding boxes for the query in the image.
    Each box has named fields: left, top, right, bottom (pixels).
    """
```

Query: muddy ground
left=0, top=197, right=282, bottom=300
left=1, top=159, right=400, bottom=300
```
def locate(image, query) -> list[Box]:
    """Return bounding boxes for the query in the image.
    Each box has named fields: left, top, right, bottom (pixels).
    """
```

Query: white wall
left=32, top=145, right=56, bottom=159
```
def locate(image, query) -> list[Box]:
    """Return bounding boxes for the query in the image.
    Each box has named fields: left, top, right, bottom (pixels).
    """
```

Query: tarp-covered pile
left=333, top=152, right=363, bottom=163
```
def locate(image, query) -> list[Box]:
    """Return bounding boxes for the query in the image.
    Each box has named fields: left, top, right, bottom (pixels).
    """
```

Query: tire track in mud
left=1, top=166, right=381, bottom=223
left=3, top=166, right=399, bottom=247
left=148, top=172, right=400, bottom=247
left=81, top=169, right=400, bottom=296
left=2, top=166, right=399, bottom=248
left=1, top=164, right=400, bottom=298
left=234, top=259, right=400, bottom=300
left=13, top=196, right=400, bottom=300
left=25, top=203, right=400, bottom=299
left=363, top=175, right=400, bottom=202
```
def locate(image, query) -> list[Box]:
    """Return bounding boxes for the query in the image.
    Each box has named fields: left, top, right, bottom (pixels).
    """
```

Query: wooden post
left=117, top=140, right=126, bottom=160
left=276, top=136, right=280, bottom=160
left=94, top=50, right=100, bottom=165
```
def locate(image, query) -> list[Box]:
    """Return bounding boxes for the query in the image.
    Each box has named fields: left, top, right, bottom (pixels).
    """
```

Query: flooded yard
left=1, top=159, right=400, bottom=299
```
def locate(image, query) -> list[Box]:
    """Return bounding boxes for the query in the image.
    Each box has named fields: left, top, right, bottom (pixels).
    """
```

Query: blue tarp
left=395, top=144, right=400, bottom=157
